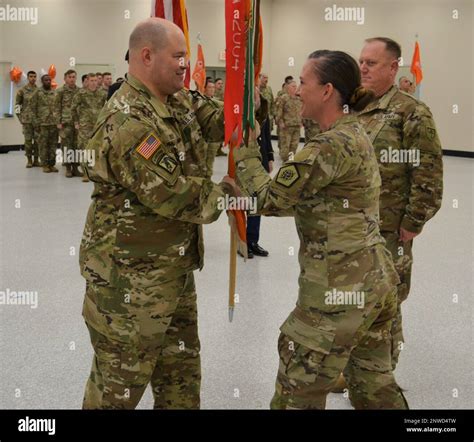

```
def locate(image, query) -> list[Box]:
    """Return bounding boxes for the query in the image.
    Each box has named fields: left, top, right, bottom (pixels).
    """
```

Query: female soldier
left=228, top=50, right=409, bottom=409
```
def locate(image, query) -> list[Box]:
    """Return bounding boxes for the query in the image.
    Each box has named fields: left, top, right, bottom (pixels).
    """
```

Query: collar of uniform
left=328, top=113, right=358, bottom=130
left=361, top=85, right=398, bottom=113
left=126, top=73, right=172, bottom=119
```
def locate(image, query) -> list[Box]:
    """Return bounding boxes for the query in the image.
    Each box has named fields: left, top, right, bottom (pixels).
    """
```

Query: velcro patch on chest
left=156, top=154, right=178, bottom=174
left=276, top=164, right=300, bottom=188
left=135, top=133, right=162, bottom=159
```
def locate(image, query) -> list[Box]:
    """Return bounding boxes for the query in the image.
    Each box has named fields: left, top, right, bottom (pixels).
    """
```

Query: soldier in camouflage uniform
left=31, top=75, right=58, bottom=173
left=202, top=80, right=224, bottom=178
left=231, top=51, right=408, bottom=410
left=15, top=71, right=39, bottom=167
left=303, top=118, right=321, bottom=143
left=277, top=81, right=302, bottom=162
left=214, top=78, right=224, bottom=101
left=54, top=69, right=81, bottom=178
left=72, top=73, right=106, bottom=182
left=80, top=18, right=233, bottom=409
left=358, top=38, right=443, bottom=369
left=259, top=73, right=274, bottom=131
left=274, top=83, right=287, bottom=154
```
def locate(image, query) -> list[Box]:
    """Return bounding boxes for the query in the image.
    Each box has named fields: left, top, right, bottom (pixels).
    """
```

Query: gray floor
left=0, top=147, right=472, bottom=409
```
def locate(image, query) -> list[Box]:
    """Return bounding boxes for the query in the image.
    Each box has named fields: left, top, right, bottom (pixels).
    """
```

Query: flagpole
left=228, top=219, right=237, bottom=322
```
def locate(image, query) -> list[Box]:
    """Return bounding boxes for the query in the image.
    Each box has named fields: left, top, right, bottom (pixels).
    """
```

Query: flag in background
left=192, top=43, right=206, bottom=93
left=410, top=41, right=423, bottom=85
left=152, top=0, right=191, bottom=88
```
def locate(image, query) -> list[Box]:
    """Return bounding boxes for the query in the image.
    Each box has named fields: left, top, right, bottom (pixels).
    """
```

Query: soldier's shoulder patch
left=276, top=164, right=300, bottom=188
left=135, top=132, right=161, bottom=159
left=425, top=126, right=436, bottom=140
left=156, top=154, right=178, bottom=174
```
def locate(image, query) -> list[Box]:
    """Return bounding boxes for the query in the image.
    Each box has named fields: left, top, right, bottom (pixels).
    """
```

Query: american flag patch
left=135, top=133, right=161, bottom=159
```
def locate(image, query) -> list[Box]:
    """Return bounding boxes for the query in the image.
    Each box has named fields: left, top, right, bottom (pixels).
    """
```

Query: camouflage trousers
left=279, top=126, right=300, bottom=162
left=82, top=272, right=201, bottom=409
left=270, top=290, right=408, bottom=410
left=205, top=142, right=221, bottom=179
left=22, top=123, right=39, bottom=158
left=382, top=231, right=413, bottom=370
left=77, top=125, right=95, bottom=150
left=59, top=123, right=78, bottom=165
left=37, top=125, right=58, bottom=167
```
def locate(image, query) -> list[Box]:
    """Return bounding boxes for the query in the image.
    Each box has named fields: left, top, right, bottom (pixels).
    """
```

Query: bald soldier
left=358, top=37, right=443, bottom=370
left=79, top=18, right=233, bottom=409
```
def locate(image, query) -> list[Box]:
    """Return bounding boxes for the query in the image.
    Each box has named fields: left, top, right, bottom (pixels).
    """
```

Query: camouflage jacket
left=79, top=74, right=228, bottom=289
left=30, top=87, right=57, bottom=126
left=277, top=94, right=302, bottom=127
left=71, top=89, right=106, bottom=129
left=214, top=88, right=224, bottom=101
left=235, top=114, right=399, bottom=310
left=54, top=84, right=80, bottom=124
left=358, top=85, right=443, bottom=234
left=260, top=85, right=274, bottom=118
left=15, top=84, right=37, bottom=124
left=303, top=118, right=321, bottom=142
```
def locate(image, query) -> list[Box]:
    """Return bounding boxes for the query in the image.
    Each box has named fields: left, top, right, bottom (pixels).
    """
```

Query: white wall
left=1, top=0, right=472, bottom=152
left=267, top=0, right=473, bottom=152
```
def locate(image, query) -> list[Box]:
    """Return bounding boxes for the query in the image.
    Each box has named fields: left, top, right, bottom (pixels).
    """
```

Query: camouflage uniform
left=358, top=86, right=443, bottom=368
left=79, top=74, right=229, bottom=409
left=71, top=89, right=106, bottom=152
left=214, top=87, right=224, bottom=101
left=234, top=115, right=408, bottom=410
left=15, top=84, right=39, bottom=162
left=303, top=118, right=321, bottom=143
left=277, top=94, right=302, bottom=162
left=54, top=84, right=79, bottom=167
left=260, top=85, right=275, bottom=131
left=274, top=90, right=286, bottom=152
left=31, top=87, right=58, bottom=168
left=204, top=97, right=224, bottom=178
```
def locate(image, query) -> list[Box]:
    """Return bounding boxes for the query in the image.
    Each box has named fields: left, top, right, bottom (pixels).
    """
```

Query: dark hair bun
left=349, top=86, right=374, bottom=111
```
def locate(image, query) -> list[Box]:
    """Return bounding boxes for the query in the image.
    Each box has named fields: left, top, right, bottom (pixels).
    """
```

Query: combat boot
left=42, top=166, right=51, bottom=173
left=26, top=157, right=33, bottom=168
left=82, top=175, right=90, bottom=183
left=49, top=166, right=59, bottom=173
left=71, top=164, right=84, bottom=177
left=32, top=157, right=41, bottom=167
left=65, top=164, right=73, bottom=178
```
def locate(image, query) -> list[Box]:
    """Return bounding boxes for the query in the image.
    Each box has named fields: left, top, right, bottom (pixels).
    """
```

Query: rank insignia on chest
left=135, top=133, right=161, bottom=159
left=276, top=164, right=300, bottom=188
left=157, top=154, right=178, bottom=174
